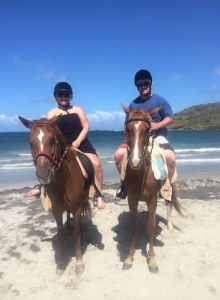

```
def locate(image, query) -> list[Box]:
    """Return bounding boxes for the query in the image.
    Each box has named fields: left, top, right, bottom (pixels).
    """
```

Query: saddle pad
left=120, top=138, right=168, bottom=181
left=72, top=148, right=102, bottom=197
left=149, top=138, right=168, bottom=180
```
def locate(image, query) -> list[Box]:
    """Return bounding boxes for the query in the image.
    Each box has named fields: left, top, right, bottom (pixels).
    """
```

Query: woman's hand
left=72, top=139, right=81, bottom=148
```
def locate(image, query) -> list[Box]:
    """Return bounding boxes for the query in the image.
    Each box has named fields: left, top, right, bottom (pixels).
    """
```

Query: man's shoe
left=116, top=184, right=127, bottom=199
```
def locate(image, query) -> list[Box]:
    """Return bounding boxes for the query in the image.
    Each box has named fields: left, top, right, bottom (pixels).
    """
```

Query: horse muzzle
left=36, top=167, right=54, bottom=185
left=128, top=157, right=143, bottom=169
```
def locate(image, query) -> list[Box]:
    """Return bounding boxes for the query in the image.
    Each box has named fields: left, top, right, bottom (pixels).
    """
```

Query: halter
left=125, top=117, right=152, bottom=163
left=33, top=129, right=67, bottom=171
left=125, top=116, right=155, bottom=197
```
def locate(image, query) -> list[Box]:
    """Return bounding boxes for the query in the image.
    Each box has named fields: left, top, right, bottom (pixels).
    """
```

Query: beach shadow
left=112, top=211, right=165, bottom=262
left=50, top=215, right=104, bottom=269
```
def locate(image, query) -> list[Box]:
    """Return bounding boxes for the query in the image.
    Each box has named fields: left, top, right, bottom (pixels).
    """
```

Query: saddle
left=40, top=147, right=103, bottom=212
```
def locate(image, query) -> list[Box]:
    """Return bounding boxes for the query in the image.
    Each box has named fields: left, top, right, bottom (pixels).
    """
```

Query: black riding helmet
left=54, top=82, right=73, bottom=96
left=134, top=69, right=152, bottom=86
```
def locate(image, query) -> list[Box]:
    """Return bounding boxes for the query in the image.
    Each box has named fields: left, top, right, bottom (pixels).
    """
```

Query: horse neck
left=63, top=148, right=80, bottom=170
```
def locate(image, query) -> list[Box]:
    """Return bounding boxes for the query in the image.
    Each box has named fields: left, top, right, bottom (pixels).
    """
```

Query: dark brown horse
left=19, top=116, right=93, bottom=274
left=122, top=107, right=182, bottom=273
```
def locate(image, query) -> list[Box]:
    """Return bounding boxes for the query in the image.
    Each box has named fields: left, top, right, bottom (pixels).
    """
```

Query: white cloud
left=12, top=55, right=31, bottom=68
left=0, top=114, right=19, bottom=124
left=39, top=71, right=55, bottom=79
left=87, top=110, right=125, bottom=130
left=0, top=111, right=126, bottom=131
left=0, top=115, right=25, bottom=132
left=12, top=55, right=56, bottom=81
left=215, top=65, right=220, bottom=76
left=170, top=74, right=181, bottom=84
left=59, top=74, right=67, bottom=81
left=209, top=85, right=220, bottom=94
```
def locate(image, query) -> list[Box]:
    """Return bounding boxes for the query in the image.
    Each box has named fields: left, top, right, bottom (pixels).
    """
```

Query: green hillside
left=169, top=102, right=220, bottom=130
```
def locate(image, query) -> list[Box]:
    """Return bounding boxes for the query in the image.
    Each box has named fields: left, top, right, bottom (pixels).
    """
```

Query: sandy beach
left=0, top=179, right=220, bottom=300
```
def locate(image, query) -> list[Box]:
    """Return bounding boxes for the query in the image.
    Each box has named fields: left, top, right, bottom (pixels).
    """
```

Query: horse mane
left=30, top=118, right=52, bottom=128
left=30, top=118, right=66, bottom=146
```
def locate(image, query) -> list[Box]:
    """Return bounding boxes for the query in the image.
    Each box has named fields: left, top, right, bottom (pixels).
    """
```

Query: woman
left=28, top=82, right=106, bottom=209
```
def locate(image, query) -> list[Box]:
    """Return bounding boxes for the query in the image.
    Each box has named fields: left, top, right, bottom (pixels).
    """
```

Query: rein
left=33, top=136, right=67, bottom=170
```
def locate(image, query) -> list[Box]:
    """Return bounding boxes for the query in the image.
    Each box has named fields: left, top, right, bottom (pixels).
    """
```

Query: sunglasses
left=56, top=91, right=71, bottom=98
left=136, top=81, right=151, bottom=88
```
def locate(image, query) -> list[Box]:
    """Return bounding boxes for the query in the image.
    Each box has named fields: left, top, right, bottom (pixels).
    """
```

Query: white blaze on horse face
left=37, top=129, right=44, bottom=151
left=132, top=122, right=141, bottom=167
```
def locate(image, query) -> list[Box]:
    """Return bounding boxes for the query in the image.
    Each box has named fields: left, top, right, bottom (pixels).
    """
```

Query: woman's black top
left=57, top=113, right=96, bottom=154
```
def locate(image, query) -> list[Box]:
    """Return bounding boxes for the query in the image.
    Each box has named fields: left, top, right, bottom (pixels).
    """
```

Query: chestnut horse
left=19, top=116, right=94, bottom=275
left=122, top=107, right=182, bottom=273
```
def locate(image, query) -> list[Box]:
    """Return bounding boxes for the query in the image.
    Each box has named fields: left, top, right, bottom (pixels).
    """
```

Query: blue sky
left=0, top=0, right=220, bottom=131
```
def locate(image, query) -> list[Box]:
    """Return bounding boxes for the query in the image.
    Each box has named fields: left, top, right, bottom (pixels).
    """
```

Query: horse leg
left=147, top=196, right=159, bottom=273
left=53, top=209, right=66, bottom=275
left=165, top=200, right=174, bottom=231
left=123, top=199, right=138, bottom=270
left=64, top=210, right=72, bottom=234
left=73, top=208, right=85, bottom=275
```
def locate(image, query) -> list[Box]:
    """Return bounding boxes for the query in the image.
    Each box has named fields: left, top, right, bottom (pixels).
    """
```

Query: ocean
left=0, top=130, right=220, bottom=189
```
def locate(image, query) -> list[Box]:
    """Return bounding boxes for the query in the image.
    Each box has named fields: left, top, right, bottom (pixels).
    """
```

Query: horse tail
left=82, top=198, right=93, bottom=219
left=171, top=182, right=185, bottom=216
left=81, top=183, right=93, bottom=219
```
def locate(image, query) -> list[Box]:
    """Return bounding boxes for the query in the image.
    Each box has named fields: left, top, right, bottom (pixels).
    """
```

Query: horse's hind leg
left=53, top=209, right=65, bottom=275
left=147, top=196, right=159, bottom=273
left=123, top=199, right=138, bottom=270
left=165, top=200, right=174, bottom=231
left=73, top=208, right=85, bottom=275
left=64, top=211, right=72, bottom=234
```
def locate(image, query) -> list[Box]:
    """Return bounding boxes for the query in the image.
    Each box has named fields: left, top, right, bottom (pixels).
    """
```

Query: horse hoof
left=122, top=263, right=132, bottom=270
left=76, top=264, right=85, bottom=275
left=148, top=265, right=159, bottom=274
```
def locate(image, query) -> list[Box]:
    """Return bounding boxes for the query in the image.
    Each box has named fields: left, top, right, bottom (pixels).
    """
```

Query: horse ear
left=121, top=103, right=130, bottom=114
left=18, top=116, right=32, bottom=128
left=148, top=107, right=161, bottom=116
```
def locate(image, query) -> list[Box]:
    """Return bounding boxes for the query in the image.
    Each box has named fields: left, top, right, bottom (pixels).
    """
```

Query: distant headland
left=169, top=101, right=220, bottom=130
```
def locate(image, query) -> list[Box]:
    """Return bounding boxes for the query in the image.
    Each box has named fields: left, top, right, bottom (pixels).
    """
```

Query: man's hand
left=151, top=122, right=161, bottom=130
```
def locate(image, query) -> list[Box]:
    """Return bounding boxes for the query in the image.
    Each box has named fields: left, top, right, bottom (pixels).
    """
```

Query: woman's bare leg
left=84, top=153, right=105, bottom=209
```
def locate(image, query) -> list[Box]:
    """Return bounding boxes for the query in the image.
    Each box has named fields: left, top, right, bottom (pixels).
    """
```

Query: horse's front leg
left=123, top=198, right=138, bottom=270
left=147, top=196, right=159, bottom=273
left=53, top=208, right=65, bottom=275
left=165, top=200, right=174, bottom=231
left=73, top=207, right=84, bottom=275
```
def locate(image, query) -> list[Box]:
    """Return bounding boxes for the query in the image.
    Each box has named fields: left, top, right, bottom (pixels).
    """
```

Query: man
left=114, top=69, right=176, bottom=198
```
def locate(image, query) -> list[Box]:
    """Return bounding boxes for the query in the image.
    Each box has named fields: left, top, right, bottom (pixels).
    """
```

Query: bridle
left=125, top=117, right=153, bottom=164
left=125, top=116, right=155, bottom=196
left=32, top=126, right=67, bottom=171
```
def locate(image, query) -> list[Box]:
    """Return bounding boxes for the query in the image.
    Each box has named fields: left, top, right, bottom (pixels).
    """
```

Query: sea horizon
left=1, top=130, right=220, bottom=190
